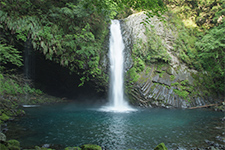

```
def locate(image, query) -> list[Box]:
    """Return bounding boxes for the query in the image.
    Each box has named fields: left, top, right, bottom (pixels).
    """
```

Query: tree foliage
left=166, top=0, right=225, bottom=94
left=0, top=0, right=111, bottom=85
left=0, top=42, right=23, bottom=68
left=195, top=22, right=225, bottom=92
left=165, top=0, right=225, bottom=29
left=0, top=0, right=167, bottom=86
left=131, top=27, right=171, bottom=69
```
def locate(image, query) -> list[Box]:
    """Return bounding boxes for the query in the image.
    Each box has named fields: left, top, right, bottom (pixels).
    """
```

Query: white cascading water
left=101, top=20, right=134, bottom=112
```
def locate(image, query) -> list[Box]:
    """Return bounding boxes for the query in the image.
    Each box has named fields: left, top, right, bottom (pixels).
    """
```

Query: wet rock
left=8, top=145, right=20, bottom=150
left=65, top=147, right=81, bottom=150
left=7, top=139, right=20, bottom=147
left=152, top=101, right=159, bottom=106
left=161, top=103, right=166, bottom=108
left=166, top=67, right=173, bottom=75
left=158, top=72, right=171, bottom=86
left=208, top=147, right=219, bottom=150
left=7, top=139, right=21, bottom=150
left=222, top=117, right=225, bottom=122
left=215, top=127, right=223, bottom=130
left=161, top=66, right=168, bottom=71
left=42, top=144, right=51, bottom=148
left=165, top=106, right=172, bottom=109
left=0, top=132, right=6, bottom=142
left=204, top=140, right=225, bottom=149
left=152, top=74, right=160, bottom=82
left=0, top=113, right=10, bottom=121
left=205, top=140, right=214, bottom=146
left=81, top=144, right=102, bottom=150
left=154, top=143, right=168, bottom=150
left=216, top=135, right=225, bottom=143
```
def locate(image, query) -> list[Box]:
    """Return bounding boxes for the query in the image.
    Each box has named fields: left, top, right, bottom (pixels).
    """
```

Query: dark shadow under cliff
left=32, top=51, right=106, bottom=101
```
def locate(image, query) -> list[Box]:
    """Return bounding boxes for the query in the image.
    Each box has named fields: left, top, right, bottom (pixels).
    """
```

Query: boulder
left=81, top=144, right=102, bottom=150
left=65, top=147, right=81, bottom=150
left=0, top=113, right=10, bottom=121
left=0, top=132, right=6, bottom=142
left=154, top=143, right=168, bottom=150
left=7, top=139, right=20, bottom=147
left=0, top=144, right=8, bottom=150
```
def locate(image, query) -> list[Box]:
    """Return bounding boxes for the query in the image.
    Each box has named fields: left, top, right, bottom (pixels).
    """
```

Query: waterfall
left=24, top=39, right=35, bottom=103
left=101, top=20, right=135, bottom=112
left=24, top=39, right=35, bottom=80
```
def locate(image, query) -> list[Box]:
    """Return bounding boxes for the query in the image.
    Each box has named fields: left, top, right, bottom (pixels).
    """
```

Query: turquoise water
left=7, top=103, right=224, bottom=149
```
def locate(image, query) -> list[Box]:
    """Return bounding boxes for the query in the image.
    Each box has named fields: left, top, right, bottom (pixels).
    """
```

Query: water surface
left=7, top=103, right=224, bottom=149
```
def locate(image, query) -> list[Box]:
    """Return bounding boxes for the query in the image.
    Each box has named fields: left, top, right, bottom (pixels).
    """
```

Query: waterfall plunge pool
left=6, top=103, right=224, bottom=149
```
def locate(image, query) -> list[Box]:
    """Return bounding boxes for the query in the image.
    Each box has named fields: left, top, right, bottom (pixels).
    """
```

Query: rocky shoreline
left=1, top=133, right=169, bottom=150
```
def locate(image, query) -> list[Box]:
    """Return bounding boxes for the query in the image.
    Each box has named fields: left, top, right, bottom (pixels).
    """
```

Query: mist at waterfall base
left=100, top=20, right=135, bottom=112
left=7, top=104, right=224, bottom=149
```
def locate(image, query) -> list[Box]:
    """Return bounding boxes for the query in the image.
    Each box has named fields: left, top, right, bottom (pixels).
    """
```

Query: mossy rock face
left=16, top=110, right=25, bottom=116
left=65, top=147, right=81, bottom=150
left=81, top=144, right=102, bottom=150
left=154, top=143, right=168, bottom=150
left=0, top=144, right=8, bottom=150
left=0, top=113, right=10, bottom=121
left=7, top=145, right=20, bottom=150
left=166, top=66, right=173, bottom=75
left=7, top=140, right=20, bottom=147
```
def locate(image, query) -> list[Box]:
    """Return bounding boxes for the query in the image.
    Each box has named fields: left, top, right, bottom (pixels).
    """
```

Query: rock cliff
left=120, top=12, right=214, bottom=108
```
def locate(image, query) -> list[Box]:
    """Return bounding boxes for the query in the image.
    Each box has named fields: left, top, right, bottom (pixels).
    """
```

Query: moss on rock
left=34, top=146, right=54, bottom=150
left=0, top=113, right=10, bottom=121
left=0, top=132, right=6, bottom=142
left=0, top=144, right=8, bottom=150
left=154, top=143, right=168, bottom=150
left=7, top=145, right=20, bottom=150
left=81, top=144, right=102, bottom=150
left=7, top=139, right=20, bottom=147
left=65, top=147, right=81, bottom=150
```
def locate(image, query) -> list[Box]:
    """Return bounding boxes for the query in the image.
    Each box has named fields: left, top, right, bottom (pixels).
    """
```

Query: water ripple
left=6, top=105, right=224, bottom=149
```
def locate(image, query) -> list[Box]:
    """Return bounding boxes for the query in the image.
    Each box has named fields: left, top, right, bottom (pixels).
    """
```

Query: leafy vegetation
left=170, top=75, right=175, bottom=81
left=195, top=22, right=225, bottom=93
left=0, top=42, right=23, bottom=69
left=154, top=142, right=168, bottom=150
left=0, top=1, right=109, bottom=86
left=132, top=27, right=171, bottom=65
left=0, top=0, right=224, bottom=98
left=127, top=68, right=140, bottom=83
left=126, top=25, right=171, bottom=84
left=0, top=74, right=43, bottom=96
left=165, top=0, right=225, bottom=94
left=171, top=80, right=191, bottom=101
left=165, top=0, right=224, bottom=29
left=0, top=0, right=167, bottom=87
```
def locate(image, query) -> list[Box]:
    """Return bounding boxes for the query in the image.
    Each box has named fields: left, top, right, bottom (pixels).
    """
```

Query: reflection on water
left=104, top=113, right=131, bottom=149
left=5, top=103, right=224, bottom=149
